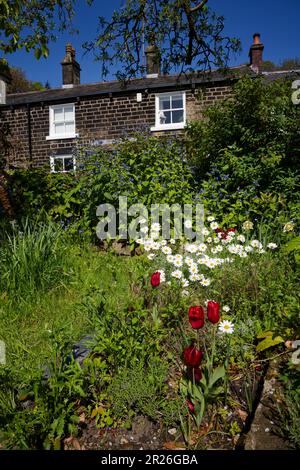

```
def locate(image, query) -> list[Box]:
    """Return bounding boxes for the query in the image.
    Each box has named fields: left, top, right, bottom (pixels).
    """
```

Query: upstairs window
left=50, top=154, right=76, bottom=173
left=47, top=103, right=77, bottom=140
left=151, top=91, right=186, bottom=131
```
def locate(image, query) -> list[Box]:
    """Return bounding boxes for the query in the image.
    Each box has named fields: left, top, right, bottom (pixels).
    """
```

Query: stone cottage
left=0, top=34, right=297, bottom=172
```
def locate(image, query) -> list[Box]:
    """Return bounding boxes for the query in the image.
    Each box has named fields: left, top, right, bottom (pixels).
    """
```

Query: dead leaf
left=64, top=437, right=81, bottom=450
left=163, top=441, right=186, bottom=450
left=237, top=409, right=248, bottom=422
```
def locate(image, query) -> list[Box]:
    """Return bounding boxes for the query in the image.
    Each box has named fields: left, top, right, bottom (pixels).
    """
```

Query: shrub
left=185, top=75, right=300, bottom=228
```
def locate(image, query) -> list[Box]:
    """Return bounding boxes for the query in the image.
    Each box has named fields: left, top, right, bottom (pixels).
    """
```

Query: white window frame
left=46, top=103, right=78, bottom=140
left=151, top=91, right=186, bottom=131
left=50, top=154, right=76, bottom=173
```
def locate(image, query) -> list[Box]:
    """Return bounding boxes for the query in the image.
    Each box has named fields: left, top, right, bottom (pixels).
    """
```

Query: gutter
left=27, top=103, right=33, bottom=166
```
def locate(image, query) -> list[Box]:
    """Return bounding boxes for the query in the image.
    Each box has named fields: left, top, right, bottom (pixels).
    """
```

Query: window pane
left=54, top=108, right=64, bottom=122
left=162, top=111, right=171, bottom=124
left=54, top=158, right=64, bottom=172
left=159, top=96, right=171, bottom=110
left=65, top=122, right=75, bottom=134
left=172, top=110, right=184, bottom=123
left=54, top=123, right=65, bottom=135
left=172, top=94, right=183, bottom=109
left=64, top=106, right=74, bottom=121
left=64, top=157, right=74, bottom=171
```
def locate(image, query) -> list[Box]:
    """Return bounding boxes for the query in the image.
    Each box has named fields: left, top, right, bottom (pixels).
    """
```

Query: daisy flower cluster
left=137, top=218, right=277, bottom=290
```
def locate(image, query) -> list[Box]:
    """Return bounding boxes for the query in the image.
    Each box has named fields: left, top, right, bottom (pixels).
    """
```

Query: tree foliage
left=84, top=0, right=240, bottom=79
left=262, top=58, right=300, bottom=72
left=0, top=0, right=93, bottom=64
left=7, top=66, right=45, bottom=93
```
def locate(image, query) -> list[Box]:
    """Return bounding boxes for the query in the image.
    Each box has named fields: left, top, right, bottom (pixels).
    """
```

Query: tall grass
left=0, top=218, right=70, bottom=300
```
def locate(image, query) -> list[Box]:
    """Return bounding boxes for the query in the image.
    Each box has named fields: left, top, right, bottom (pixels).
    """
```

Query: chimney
left=145, top=44, right=160, bottom=78
left=61, top=43, right=81, bottom=88
left=0, top=61, right=11, bottom=105
left=249, top=33, right=264, bottom=72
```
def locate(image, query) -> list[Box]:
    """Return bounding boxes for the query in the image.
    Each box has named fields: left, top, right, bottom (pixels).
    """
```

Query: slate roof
left=5, top=65, right=254, bottom=106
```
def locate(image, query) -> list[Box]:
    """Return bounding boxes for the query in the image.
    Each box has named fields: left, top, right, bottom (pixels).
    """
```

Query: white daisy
left=237, top=235, right=246, bottom=243
left=147, top=253, right=156, bottom=260
left=222, top=305, right=230, bottom=313
left=202, top=227, right=210, bottom=236
left=173, top=258, right=183, bottom=267
left=151, top=242, right=160, bottom=251
left=207, top=216, right=215, bottom=222
left=198, top=243, right=207, bottom=253
left=185, top=243, right=198, bottom=253
left=210, top=222, right=218, bottom=230
left=182, top=278, right=189, bottom=287
left=171, top=270, right=183, bottom=279
left=157, top=270, right=166, bottom=282
left=206, top=237, right=212, bottom=243
left=267, top=243, right=277, bottom=250
left=218, top=320, right=234, bottom=334
left=169, top=238, right=176, bottom=245
left=200, top=278, right=211, bottom=287
left=184, top=220, right=193, bottom=229
left=161, top=246, right=172, bottom=255
left=189, top=264, right=198, bottom=274
left=250, top=240, right=263, bottom=249
left=185, top=256, right=194, bottom=266
left=160, top=239, right=167, bottom=246
left=151, top=223, right=161, bottom=232
left=167, top=254, right=175, bottom=263
left=189, top=273, right=199, bottom=282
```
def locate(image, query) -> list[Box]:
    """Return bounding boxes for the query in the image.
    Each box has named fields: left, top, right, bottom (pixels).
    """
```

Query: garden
left=0, top=76, right=299, bottom=450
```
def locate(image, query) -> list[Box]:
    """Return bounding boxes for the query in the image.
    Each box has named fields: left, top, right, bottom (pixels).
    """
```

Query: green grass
left=0, top=230, right=146, bottom=381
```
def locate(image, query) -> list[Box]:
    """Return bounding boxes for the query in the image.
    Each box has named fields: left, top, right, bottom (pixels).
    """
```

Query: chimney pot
left=253, top=33, right=261, bottom=45
left=61, top=43, right=81, bottom=87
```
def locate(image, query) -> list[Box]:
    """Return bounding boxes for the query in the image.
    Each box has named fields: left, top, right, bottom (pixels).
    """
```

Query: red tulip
left=151, top=271, right=160, bottom=287
left=227, top=228, right=236, bottom=233
left=188, top=306, right=205, bottom=329
left=183, top=344, right=203, bottom=367
left=207, top=300, right=220, bottom=324
left=190, top=367, right=202, bottom=382
left=187, top=399, right=195, bottom=413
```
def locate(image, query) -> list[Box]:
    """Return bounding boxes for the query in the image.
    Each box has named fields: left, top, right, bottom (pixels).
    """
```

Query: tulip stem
left=210, top=324, right=217, bottom=374
left=224, top=336, right=230, bottom=405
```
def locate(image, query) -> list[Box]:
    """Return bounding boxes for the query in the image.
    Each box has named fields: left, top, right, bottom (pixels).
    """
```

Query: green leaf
left=208, top=365, right=226, bottom=388
left=284, top=237, right=300, bottom=253
left=256, top=335, right=284, bottom=352
left=257, top=330, right=273, bottom=339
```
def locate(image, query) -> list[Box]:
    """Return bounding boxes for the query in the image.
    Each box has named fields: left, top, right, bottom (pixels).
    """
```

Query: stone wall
left=0, top=83, right=232, bottom=169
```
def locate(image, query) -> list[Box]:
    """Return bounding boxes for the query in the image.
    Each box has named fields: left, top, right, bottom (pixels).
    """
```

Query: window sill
left=46, top=133, right=79, bottom=141
left=150, top=124, right=185, bottom=132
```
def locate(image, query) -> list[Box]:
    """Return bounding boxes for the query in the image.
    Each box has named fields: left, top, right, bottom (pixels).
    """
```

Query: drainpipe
left=27, top=104, right=33, bottom=166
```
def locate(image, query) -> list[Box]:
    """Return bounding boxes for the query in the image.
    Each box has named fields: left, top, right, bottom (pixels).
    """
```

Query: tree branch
left=190, top=0, right=209, bottom=13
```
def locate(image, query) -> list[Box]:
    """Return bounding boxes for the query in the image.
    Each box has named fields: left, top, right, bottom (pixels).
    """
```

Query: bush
left=7, top=135, right=195, bottom=240
left=185, top=75, right=300, bottom=229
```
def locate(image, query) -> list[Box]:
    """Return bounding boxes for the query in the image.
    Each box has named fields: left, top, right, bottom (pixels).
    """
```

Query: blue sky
left=4, top=0, right=300, bottom=88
